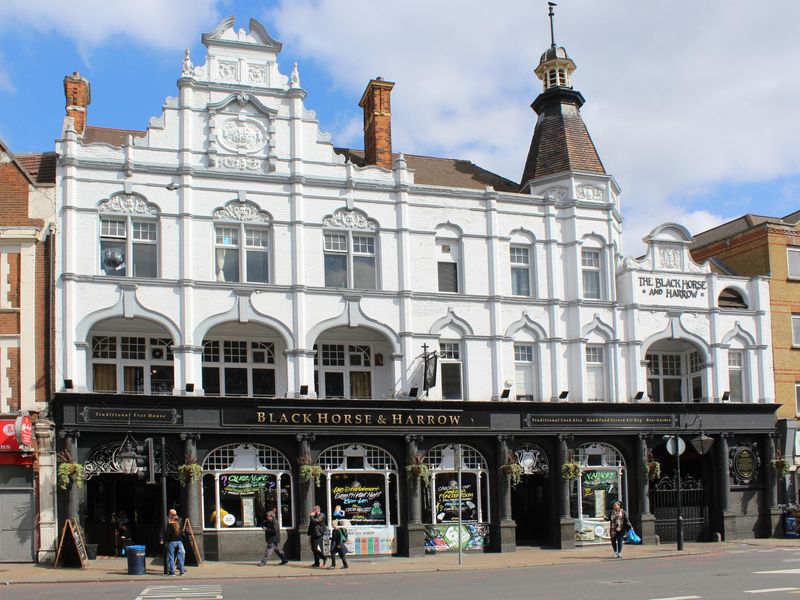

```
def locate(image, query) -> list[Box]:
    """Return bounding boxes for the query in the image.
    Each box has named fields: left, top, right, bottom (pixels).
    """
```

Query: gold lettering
left=449, top=415, right=461, bottom=425
left=332, top=414, right=341, bottom=424
left=354, top=414, right=362, bottom=424
left=427, top=415, right=435, bottom=425
left=437, top=415, right=447, bottom=425
left=291, top=414, right=301, bottom=424
left=405, top=415, right=415, bottom=425
left=417, top=415, right=425, bottom=425
left=365, top=415, right=373, bottom=424
left=344, top=414, right=352, bottom=424
left=318, top=413, right=329, bottom=424
left=269, top=413, right=277, bottom=423
left=279, top=414, right=289, bottom=424
left=257, top=411, right=266, bottom=423
left=303, top=414, right=312, bottom=424
left=392, top=414, right=402, bottom=425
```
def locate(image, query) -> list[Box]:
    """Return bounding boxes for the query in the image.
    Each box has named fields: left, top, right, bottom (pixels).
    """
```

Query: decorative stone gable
left=213, top=199, right=271, bottom=223
left=97, top=192, right=158, bottom=216
left=322, top=208, right=377, bottom=231
left=206, top=94, right=278, bottom=172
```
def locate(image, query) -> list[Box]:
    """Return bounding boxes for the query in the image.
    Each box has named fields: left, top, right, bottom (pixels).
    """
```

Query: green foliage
left=501, top=461, right=524, bottom=489
left=300, top=464, right=323, bottom=487
left=561, top=461, right=581, bottom=481
left=178, top=463, right=202, bottom=487
left=57, top=462, right=84, bottom=490
left=405, top=462, right=432, bottom=488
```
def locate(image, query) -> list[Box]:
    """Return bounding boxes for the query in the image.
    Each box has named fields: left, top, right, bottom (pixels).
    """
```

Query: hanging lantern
left=690, top=433, right=714, bottom=455
left=117, top=437, right=140, bottom=475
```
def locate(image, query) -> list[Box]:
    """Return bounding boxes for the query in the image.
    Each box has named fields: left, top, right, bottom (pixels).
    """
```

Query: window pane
left=352, top=236, right=375, bottom=254
left=150, top=365, right=174, bottom=395
left=441, top=363, right=462, bottom=399
left=581, top=249, right=600, bottom=268
left=324, top=372, right=345, bottom=397
left=582, top=270, right=601, bottom=299
left=101, top=219, right=126, bottom=238
left=100, top=240, right=126, bottom=276
left=647, top=378, right=661, bottom=402
left=132, top=221, right=157, bottom=241
left=124, top=366, right=144, bottom=393
left=216, top=227, right=239, bottom=246
left=245, top=228, right=268, bottom=248
left=350, top=371, right=371, bottom=398
left=223, top=341, right=248, bottom=363
left=202, top=367, right=220, bottom=395
left=246, top=250, right=269, bottom=283
left=511, top=266, right=530, bottom=296
left=92, top=336, right=116, bottom=359
left=514, top=345, right=533, bottom=362
left=252, top=369, right=275, bottom=396
left=663, top=378, right=683, bottom=402
left=215, top=248, right=239, bottom=282
left=795, top=384, right=800, bottom=415
left=121, top=337, right=146, bottom=360
left=93, top=364, right=116, bottom=392
left=788, top=248, right=800, bottom=278
left=793, top=316, right=800, bottom=346
left=438, top=262, right=458, bottom=293
left=322, top=345, right=345, bottom=366
left=728, top=370, right=743, bottom=403
left=203, top=340, right=220, bottom=362
left=324, top=254, right=347, bottom=287
left=510, top=247, right=529, bottom=265
left=280, top=473, right=293, bottom=528
left=132, top=242, right=157, bottom=278
left=353, top=256, right=376, bottom=289
left=586, top=365, right=604, bottom=401
left=224, top=368, right=248, bottom=395
left=515, top=364, right=533, bottom=400
left=324, top=233, right=347, bottom=252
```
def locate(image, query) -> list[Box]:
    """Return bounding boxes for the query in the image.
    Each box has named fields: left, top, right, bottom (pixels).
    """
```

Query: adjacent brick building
left=692, top=211, right=800, bottom=501
left=0, top=138, right=58, bottom=562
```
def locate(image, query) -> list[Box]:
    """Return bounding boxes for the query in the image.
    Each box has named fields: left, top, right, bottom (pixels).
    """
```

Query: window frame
left=439, top=342, right=464, bottom=400
left=99, top=215, right=159, bottom=278
left=510, top=245, right=533, bottom=297
left=322, top=230, right=377, bottom=290
left=436, top=238, right=461, bottom=294
left=513, top=343, right=537, bottom=401
left=795, top=383, right=800, bottom=416
left=90, top=335, right=174, bottom=394
left=202, top=337, right=277, bottom=397
left=214, top=222, right=271, bottom=284
left=313, top=343, right=374, bottom=399
left=581, top=247, right=603, bottom=300
left=727, top=350, right=745, bottom=403
left=788, top=247, right=800, bottom=280
left=793, top=315, right=800, bottom=347
left=584, top=344, right=606, bottom=402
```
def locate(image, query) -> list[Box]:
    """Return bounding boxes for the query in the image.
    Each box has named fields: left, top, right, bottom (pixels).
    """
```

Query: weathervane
left=548, top=2, right=558, bottom=49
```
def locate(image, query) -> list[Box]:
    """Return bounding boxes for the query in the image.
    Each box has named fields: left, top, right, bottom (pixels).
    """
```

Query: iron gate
left=651, top=474, right=708, bottom=543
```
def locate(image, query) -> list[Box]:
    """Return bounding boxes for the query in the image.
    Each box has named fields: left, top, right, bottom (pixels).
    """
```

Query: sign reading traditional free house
left=636, top=274, right=709, bottom=307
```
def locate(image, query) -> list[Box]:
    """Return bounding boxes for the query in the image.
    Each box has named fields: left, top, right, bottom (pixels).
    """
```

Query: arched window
left=718, top=287, right=748, bottom=309
left=570, top=443, right=627, bottom=545
left=321, top=208, right=379, bottom=290
left=317, top=444, right=399, bottom=538
left=212, top=199, right=272, bottom=283
left=424, top=444, right=489, bottom=524
left=645, top=340, right=706, bottom=402
left=201, top=443, right=293, bottom=530
left=98, top=193, right=160, bottom=278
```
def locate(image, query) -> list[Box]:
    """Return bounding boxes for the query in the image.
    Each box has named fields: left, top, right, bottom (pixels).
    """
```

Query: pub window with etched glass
left=202, top=339, right=276, bottom=396
left=313, top=344, right=372, bottom=399
left=214, top=225, right=269, bottom=283
left=323, top=232, right=376, bottom=290
left=91, top=335, right=174, bottom=394
left=100, top=217, right=158, bottom=277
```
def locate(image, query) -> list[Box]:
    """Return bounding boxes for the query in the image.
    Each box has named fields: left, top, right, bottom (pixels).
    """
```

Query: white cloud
left=265, top=0, right=800, bottom=251
left=0, top=0, right=222, bottom=51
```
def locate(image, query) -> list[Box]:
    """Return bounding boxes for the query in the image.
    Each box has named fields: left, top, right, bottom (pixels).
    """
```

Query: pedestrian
left=307, top=505, right=327, bottom=567
left=608, top=500, right=629, bottom=558
left=258, top=511, right=288, bottom=566
left=116, top=509, right=131, bottom=556
left=161, top=512, right=186, bottom=576
left=327, top=520, right=349, bottom=570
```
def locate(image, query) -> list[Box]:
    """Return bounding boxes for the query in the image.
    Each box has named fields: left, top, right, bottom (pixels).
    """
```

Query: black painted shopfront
left=54, top=394, right=782, bottom=560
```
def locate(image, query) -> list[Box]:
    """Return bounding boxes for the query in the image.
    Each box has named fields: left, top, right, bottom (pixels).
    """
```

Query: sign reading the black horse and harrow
left=222, top=407, right=489, bottom=428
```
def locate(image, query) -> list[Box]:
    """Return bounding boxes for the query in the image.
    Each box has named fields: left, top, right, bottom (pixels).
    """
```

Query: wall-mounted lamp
left=500, top=388, right=511, bottom=399
left=299, top=385, right=309, bottom=396
left=408, top=387, right=419, bottom=398
left=721, top=391, right=730, bottom=402
left=63, top=379, right=74, bottom=390
left=559, top=390, right=569, bottom=400
left=634, top=391, right=645, bottom=400
left=185, top=383, right=195, bottom=393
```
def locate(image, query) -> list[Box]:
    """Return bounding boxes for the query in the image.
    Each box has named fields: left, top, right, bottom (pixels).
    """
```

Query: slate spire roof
left=520, top=42, right=606, bottom=189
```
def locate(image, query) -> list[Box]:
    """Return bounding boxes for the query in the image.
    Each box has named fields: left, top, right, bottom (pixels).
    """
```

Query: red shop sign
left=15, top=415, right=33, bottom=447
left=1, top=416, right=32, bottom=452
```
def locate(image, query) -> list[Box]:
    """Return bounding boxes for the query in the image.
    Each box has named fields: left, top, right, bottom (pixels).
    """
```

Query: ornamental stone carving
left=218, top=61, right=238, bottom=81
left=542, top=187, right=567, bottom=201
left=322, top=208, right=377, bottom=231
left=513, top=444, right=550, bottom=476
left=220, top=156, right=263, bottom=171
left=98, top=193, right=159, bottom=216
left=218, top=119, right=268, bottom=154
left=248, top=65, right=266, bottom=83
left=576, top=184, right=604, bottom=201
left=213, top=199, right=271, bottom=223
left=658, top=247, right=681, bottom=270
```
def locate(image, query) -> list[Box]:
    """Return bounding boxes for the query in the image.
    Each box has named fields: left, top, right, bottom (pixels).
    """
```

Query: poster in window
left=242, top=496, right=255, bottom=527
left=435, top=473, right=478, bottom=522
left=219, top=473, right=276, bottom=496
left=330, top=473, right=387, bottom=525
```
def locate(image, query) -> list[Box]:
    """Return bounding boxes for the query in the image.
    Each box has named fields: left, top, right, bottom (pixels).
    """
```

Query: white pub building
left=53, top=16, right=780, bottom=560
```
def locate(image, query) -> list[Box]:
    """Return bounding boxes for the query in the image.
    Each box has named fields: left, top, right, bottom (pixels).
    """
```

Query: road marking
left=136, top=585, right=223, bottom=600
left=745, top=588, right=799, bottom=594
left=646, top=596, right=702, bottom=600
left=783, top=558, right=800, bottom=562
left=754, top=569, right=800, bottom=574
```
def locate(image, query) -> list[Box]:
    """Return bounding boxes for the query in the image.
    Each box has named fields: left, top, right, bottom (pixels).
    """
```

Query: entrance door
left=511, top=475, right=548, bottom=545
left=86, top=475, right=181, bottom=556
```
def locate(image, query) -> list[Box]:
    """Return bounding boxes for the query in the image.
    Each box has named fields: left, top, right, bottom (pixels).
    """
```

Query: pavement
left=3, top=538, right=800, bottom=586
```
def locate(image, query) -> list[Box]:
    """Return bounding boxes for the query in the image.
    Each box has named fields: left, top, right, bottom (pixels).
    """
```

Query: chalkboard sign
left=54, top=519, right=89, bottom=568
left=182, top=518, right=203, bottom=566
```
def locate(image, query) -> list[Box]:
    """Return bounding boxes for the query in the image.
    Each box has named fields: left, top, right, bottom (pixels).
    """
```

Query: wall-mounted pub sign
left=223, top=407, right=489, bottom=428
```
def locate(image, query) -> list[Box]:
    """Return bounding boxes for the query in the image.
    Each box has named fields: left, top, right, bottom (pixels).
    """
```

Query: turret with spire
left=520, top=3, right=607, bottom=192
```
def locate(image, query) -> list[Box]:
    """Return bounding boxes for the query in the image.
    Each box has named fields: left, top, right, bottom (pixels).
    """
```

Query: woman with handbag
left=608, top=501, right=629, bottom=558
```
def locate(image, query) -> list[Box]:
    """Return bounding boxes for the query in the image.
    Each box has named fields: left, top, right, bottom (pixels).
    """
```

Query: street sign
left=665, top=436, right=686, bottom=456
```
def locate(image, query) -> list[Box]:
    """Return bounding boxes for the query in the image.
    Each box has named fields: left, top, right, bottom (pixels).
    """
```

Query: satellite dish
left=102, top=249, right=125, bottom=270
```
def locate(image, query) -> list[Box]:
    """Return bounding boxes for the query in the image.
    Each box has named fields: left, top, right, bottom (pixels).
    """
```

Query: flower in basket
left=500, top=453, right=524, bottom=489
left=178, top=454, right=202, bottom=487
left=644, top=452, right=661, bottom=481
left=771, top=452, right=791, bottom=478
left=299, top=455, right=324, bottom=487
left=57, top=450, right=84, bottom=490
left=561, top=460, right=581, bottom=481
left=405, top=454, right=431, bottom=488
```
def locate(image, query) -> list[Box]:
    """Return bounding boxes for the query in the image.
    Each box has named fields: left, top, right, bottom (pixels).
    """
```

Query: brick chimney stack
left=358, top=77, right=395, bottom=169
left=63, top=71, right=91, bottom=135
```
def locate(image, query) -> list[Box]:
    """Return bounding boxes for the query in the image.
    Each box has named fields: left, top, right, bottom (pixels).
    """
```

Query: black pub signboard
left=223, top=407, right=490, bottom=428
left=522, top=414, right=677, bottom=429
left=81, top=407, right=182, bottom=425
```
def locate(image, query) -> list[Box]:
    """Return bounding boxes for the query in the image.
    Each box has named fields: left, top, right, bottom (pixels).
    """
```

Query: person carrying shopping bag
left=327, top=520, right=349, bottom=570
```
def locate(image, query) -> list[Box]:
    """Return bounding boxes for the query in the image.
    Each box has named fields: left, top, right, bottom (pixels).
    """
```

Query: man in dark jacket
left=258, top=511, right=288, bottom=566
left=307, top=505, right=327, bottom=567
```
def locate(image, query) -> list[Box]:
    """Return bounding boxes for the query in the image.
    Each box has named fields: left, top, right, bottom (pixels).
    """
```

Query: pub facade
left=53, top=16, right=780, bottom=560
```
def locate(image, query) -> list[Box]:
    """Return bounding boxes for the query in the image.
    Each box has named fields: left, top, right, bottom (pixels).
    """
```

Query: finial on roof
left=548, top=2, right=557, bottom=49
left=290, top=63, right=300, bottom=88
left=182, top=49, right=193, bottom=77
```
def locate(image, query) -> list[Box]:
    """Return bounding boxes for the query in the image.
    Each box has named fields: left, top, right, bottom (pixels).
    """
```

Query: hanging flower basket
left=57, top=451, right=84, bottom=490
left=644, top=452, right=661, bottom=481
left=406, top=454, right=431, bottom=488
left=178, top=462, right=202, bottom=487
left=300, top=464, right=324, bottom=487
left=561, top=461, right=581, bottom=481
left=771, top=454, right=791, bottom=478
left=501, top=461, right=524, bottom=490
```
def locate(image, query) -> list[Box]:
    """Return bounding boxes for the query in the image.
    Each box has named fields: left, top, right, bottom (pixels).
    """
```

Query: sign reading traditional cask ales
left=222, top=407, right=489, bottom=428
left=523, top=414, right=676, bottom=429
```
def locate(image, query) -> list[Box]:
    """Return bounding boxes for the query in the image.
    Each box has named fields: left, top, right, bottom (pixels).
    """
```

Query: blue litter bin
left=126, top=545, right=147, bottom=575
left=784, top=516, right=799, bottom=538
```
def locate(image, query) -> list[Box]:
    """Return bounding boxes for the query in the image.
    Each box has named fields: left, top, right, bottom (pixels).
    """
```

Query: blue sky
left=1, top=0, right=798, bottom=254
